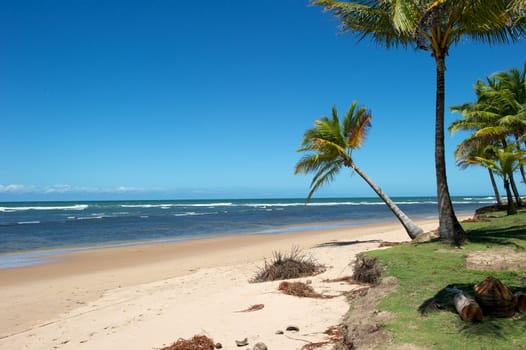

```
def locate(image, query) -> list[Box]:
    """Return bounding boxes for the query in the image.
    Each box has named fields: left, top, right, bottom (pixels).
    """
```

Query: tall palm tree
left=453, top=137, right=505, bottom=206
left=313, top=0, right=525, bottom=245
left=295, top=101, right=424, bottom=239
left=475, top=145, right=526, bottom=215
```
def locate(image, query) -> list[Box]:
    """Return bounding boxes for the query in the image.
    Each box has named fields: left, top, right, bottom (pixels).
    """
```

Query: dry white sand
left=0, top=220, right=440, bottom=350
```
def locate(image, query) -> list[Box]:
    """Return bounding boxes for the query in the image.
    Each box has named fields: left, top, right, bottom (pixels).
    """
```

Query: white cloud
left=115, top=186, right=147, bottom=193
left=43, top=185, right=74, bottom=193
left=0, top=184, right=153, bottom=194
left=0, top=184, right=35, bottom=193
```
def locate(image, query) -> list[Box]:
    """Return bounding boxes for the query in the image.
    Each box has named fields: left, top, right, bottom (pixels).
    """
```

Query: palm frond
left=312, top=0, right=414, bottom=48
left=306, top=161, right=343, bottom=203
left=451, top=1, right=525, bottom=45
left=346, top=106, right=372, bottom=148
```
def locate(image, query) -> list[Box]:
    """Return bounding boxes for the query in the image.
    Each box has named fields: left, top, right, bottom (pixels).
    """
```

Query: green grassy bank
left=366, top=209, right=526, bottom=349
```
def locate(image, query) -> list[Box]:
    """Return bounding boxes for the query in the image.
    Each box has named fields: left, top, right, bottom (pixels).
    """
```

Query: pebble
left=215, top=343, right=223, bottom=349
left=286, top=325, right=299, bottom=332
left=253, top=342, right=268, bottom=350
left=235, top=338, right=249, bottom=347
left=275, top=330, right=284, bottom=335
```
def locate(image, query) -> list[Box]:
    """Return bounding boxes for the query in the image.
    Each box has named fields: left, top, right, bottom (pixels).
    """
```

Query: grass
left=361, top=209, right=526, bottom=350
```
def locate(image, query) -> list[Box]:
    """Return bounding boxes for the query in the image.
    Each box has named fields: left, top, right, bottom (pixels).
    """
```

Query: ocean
left=0, top=196, right=495, bottom=268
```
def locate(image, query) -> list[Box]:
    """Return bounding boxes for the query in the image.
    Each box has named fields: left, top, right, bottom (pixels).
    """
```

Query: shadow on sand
left=313, top=239, right=381, bottom=248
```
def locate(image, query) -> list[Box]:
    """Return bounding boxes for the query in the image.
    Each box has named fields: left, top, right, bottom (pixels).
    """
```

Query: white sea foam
left=244, top=201, right=387, bottom=207
left=174, top=212, right=217, bottom=217
left=189, top=203, right=233, bottom=207
left=76, top=216, right=104, bottom=220
left=120, top=204, right=175, bottom=209
left=120, top=202, right=233, bottom=209
left=0, top=204, right=88, bottom=213
left=17, top=221, right=41, bottom=225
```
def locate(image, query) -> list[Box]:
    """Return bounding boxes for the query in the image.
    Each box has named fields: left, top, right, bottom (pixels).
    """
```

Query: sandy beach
left=0, top=219, right=440, bottom=349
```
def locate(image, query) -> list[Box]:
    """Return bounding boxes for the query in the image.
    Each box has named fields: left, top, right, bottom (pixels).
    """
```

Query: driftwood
left=474, top=276, right=517, bottom=317
left=453, top=292, right=483, bottom=322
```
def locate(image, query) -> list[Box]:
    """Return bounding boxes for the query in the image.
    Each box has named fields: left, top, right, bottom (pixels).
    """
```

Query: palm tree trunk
left=515, top=136, right=526, bottom=184
left=350, top=163, right=424, bottom=239
left=435, top=56, right=466, bottom=245
left=509, top=173, right=523, bottom=207
left=503, top=178, right=517, bottom=215
left=488, top=168, right=505, bottom=207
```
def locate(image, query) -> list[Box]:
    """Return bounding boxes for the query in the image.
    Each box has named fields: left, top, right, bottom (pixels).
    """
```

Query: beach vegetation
left=278, top=281, right=326, bottom=298
left=473, top=145, right=525, bottom=215
left=313, top=0, right=526, bottom=246
left=250, top=247, right=324, bottom=282
left=294, top=101, right=424, bottom=239
left=450, top=62, right=526, bottom=214
left=452, top=137, right=507, bottom=207
left=352, top=254, right=382, bottom=285
left=161, top=335, right=215, bottom=350
left=340, top=210, right=526, bottom=349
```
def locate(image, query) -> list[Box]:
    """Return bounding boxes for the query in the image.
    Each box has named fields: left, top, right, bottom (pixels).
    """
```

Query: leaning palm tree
left=295, top=101, right=424, bottom=239
left=475, top=145, right=526, bottom=215
left=313, top=0, right=525, bottom=244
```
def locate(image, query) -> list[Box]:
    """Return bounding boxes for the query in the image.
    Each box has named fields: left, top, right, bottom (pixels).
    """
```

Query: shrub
left=251, top=247, right=324, bottom=283
left=352, top=255, right=381, bottom=285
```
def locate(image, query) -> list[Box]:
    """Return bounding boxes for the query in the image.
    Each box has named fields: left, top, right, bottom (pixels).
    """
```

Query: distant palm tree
left=453, top=138, right=505, bottom=207
left=295, top=101, right=424, bottom=239
left=313, top=0, right=525, bottom=244
left=450, top=67, right=525, bottom=206
left=475, top=145, right=526, bottom=215
left=492, top=63, right=526, bottom=182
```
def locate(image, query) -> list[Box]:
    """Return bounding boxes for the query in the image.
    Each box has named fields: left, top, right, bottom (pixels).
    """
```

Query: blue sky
left=1, top=1, right=525, bottom=201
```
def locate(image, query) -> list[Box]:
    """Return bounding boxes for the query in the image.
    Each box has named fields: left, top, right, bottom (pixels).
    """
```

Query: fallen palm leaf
left=323, top=275, right=372, bottom=286
left=278, top=281, right=335, bottom=299
left=161, top=335, right=215, bottom=350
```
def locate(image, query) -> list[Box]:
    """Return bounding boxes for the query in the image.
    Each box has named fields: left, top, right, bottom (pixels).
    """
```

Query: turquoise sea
left=0, top=196, right=494, bottom=268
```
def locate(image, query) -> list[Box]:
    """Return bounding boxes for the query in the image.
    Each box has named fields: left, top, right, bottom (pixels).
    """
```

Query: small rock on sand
left=253, top=342, right=268, bottom=350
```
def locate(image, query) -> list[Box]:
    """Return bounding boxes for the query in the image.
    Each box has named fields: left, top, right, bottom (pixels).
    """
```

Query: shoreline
left=0, top=218, right=449, bottom=349
left=0, top=217, right=404, bottom=269
left=0, top=197, right=485, bottom=262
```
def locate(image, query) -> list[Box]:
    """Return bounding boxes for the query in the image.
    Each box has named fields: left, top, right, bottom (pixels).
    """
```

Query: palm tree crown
left=296, top=102, right=371, bottom=201
left=313, top=1, right=525, bottom=53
